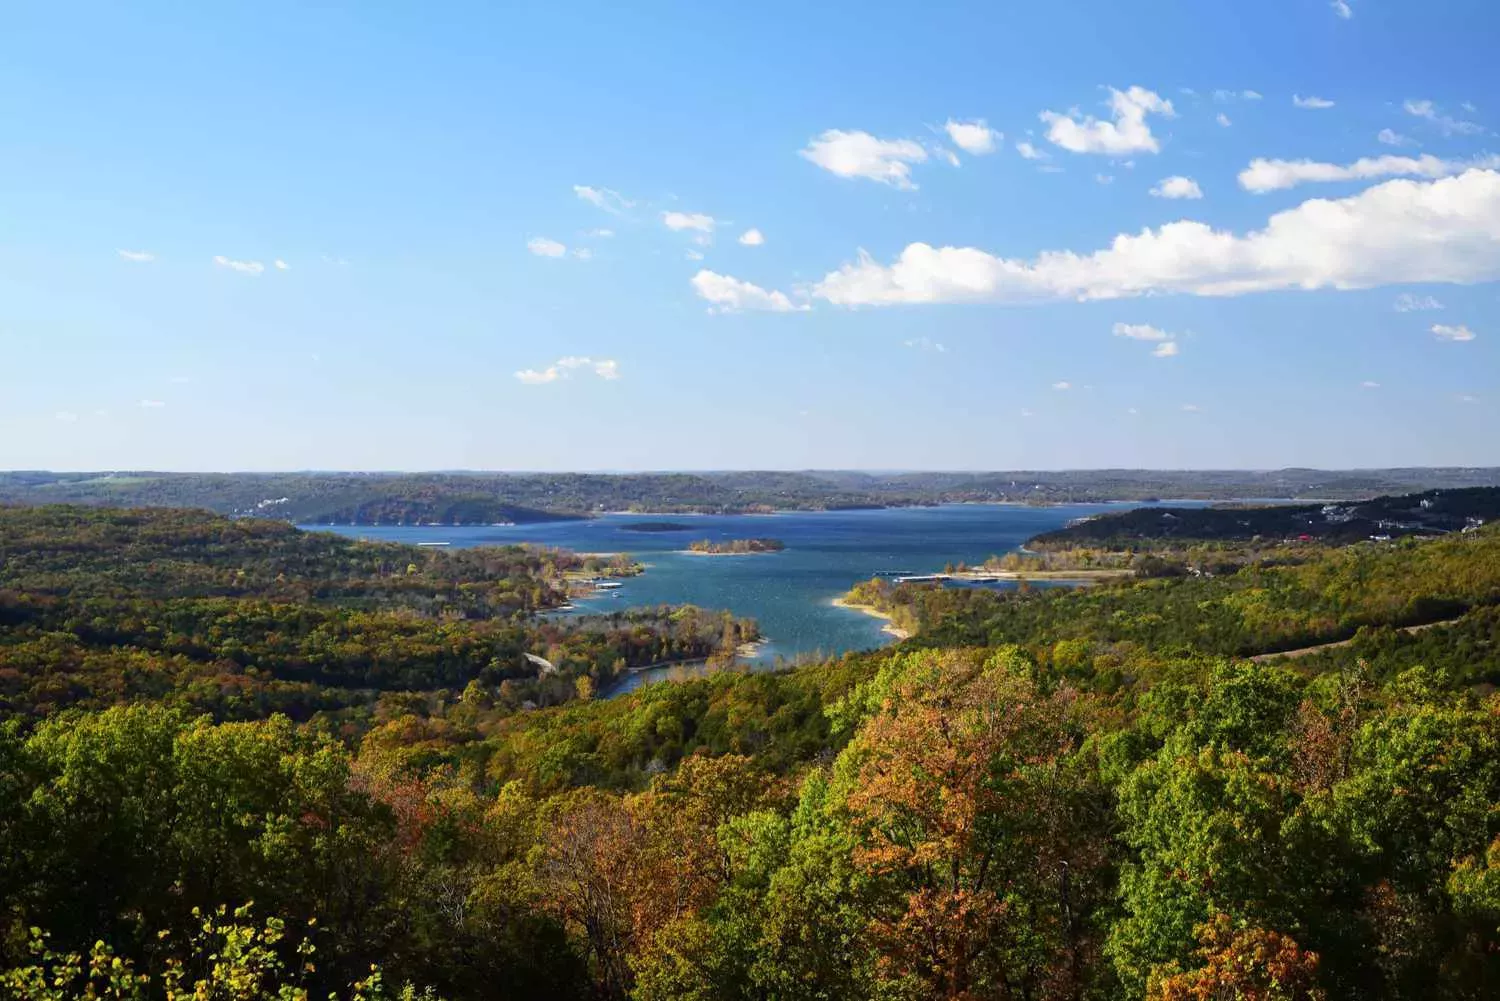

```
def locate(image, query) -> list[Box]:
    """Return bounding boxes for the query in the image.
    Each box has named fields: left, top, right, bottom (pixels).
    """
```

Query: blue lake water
left=313, top=503, right=1139, bottom=690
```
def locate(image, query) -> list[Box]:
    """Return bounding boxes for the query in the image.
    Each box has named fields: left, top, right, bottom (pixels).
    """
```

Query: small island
left=685, top=538, right=786, bottom=555
left=618, top=520, right=694, bottom=533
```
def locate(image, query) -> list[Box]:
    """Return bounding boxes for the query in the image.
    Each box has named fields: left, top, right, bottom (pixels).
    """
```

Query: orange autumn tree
left=833, top=648, right=1106, bottom=1000
left=1150, top=913, right=1326, bottom=1001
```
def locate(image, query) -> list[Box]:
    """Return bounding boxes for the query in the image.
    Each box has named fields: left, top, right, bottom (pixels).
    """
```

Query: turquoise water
left=314, top=503, right=1134, bottom=689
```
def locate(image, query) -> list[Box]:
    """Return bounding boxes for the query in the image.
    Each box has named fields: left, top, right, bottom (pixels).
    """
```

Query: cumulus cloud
left=1293, top=95, right=1336, bottom=109
left=1377, top=128, right=1412, bottom=146
left=662, top=211, right=716, bottom=234
left=1431, top=323, right=1476, bottom=341
left=1016, top=141, right=1049, bottom=161
left=1052, top=381, right=1072, bottom=390
left=213, top=255, right=264, bottom=275
left=1394, top=293, right=1443, bottom=312
left=515, top=356, right=622, bottom=384
left=527, top=237, right=568, bottom=258
left=1404, top=99, right=1484, bottom=136
left=117, top=249, right=155, bottom=263
left=1239, top=153, right=1500, bottom=192
left=1152, top=340, right=1180, bottom=357
left=690, top=270, right=806, bottom=313
left=1041, top=86, right=1175, bottom=155
left=1113, top=322, right=1171, bottom=341
left=738, top=228, right=765, bottom=247
left=273, top=259, right=289, bottom=271
left=944, top=119, right=1000, bottom=155
left=573, top=185, right=634, bottom=215
left=1150, top=175, right=1203, bottom=199
left=799, top=129, right=928, bottom=188
left=811, top=169, right=1500, bottom=306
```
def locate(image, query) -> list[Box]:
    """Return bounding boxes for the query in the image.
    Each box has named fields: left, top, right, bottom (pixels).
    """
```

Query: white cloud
left=1216, top=112, right=1232, bottom=127
left=117, top=249, right=155, bottom=263
left=690, top=270, right=806, bottom=313
left=213, top=255, right=264, bottom=275
left=55, top=411, right=79, bottom=422
left=1020, top=408, right=1035, bottom=418
left=1404, top=99, right=1484, bottom=136
left=527, top=237, right=568, bottom=258
left=1213, top=89, right=1262, bottom=103
left=571, top=247, right=593, bottom=261
left=1394, top=293, right=1443, bottom=312
left=1431, top=323, right=1476, bottom=342
left=1016, top=140, right=1049, bottom=161
left=1239, top=153, right=1500, bottom=192
left=1152, top=340, right=1180, bottom=358
left=662, top=211, right=716, bottom=233
left=944, top=119, right=1000, bottom=155
left=738, top=228, right=765, bottom=247
left=1182, top=403, right=1201, bottom=412
left=1052, top=381, right=1072, bottom=390
left=685, top=249, right=704, bottom=261
left=1113, top=322, right=1171, bottom=341
left=515, top=356, right=621, bottom=385
left=903, top=337, right=947, bottom=352
left=573, top=185, right=634, bottom=215
left=1096, top=173, right=1114, bottom=185
left=588, top=228, right=615, bottom=238
left=1150, top=175, right=1203, bottom=199
left=1243, top=90, right=1263, bottom=100
left=1293, top=95, right=1336, bottom=109
left=811, top=169, right=1500, bottom=307
left=1041, top=86, right=1175, bottom=155
left=1377, top=128, right=1412, bottom=147
left=1332, top=0, right=1353, bottom=18
left=1361, top=380, right=1381, bottom=388
left=799, top=129, right=928, bottom=188
left=1458, top=394, right=1479, bottom=404
left=138, top=399, right=166, bottom=409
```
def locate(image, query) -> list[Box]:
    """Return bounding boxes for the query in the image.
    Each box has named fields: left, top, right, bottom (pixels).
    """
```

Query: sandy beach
left=831, top=596, right=911, bottom=640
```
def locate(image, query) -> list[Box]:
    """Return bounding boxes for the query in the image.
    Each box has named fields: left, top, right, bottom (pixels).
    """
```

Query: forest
left=2, top=504, right=1500, bottom=999
left=4, top=468, right=1499, bottom=524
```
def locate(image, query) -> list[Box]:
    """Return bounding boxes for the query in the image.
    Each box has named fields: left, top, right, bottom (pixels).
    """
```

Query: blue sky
left=2, top=0, right=1497, bottom=471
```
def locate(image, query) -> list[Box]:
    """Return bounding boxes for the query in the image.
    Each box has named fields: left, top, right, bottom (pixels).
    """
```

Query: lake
left=313, top=503, right=1135, bottom=691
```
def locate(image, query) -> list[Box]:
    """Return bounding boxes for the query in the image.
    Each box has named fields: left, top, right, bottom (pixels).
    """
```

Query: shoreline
left=677, top=549, right=782, bottom=557
left=831, top=596, right=911, bottom=640
left=950, top=568, right=1131, bottom=582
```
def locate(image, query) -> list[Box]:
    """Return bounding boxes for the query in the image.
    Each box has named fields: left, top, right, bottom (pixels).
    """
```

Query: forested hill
left=3, top=467, right=1500, bottom=523
left=1028, top=485, right=1500, bottom=549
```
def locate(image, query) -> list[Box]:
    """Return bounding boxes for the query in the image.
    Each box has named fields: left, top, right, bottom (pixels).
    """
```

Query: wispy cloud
left=515, top=356, right=622, bottom=385
left=55, top=411, right=79, bottom=422
left=662, top=211, right=716, bottom=233
left=1361, top=380, right=1381, bottom=388
left=1181, top=403, right=1201, bottom=412
left=527, top=237, right=568, bottom=258
left=1394, top=293, right=1443, bottom=312
left=1216, top=112, right=1231, bottom=127
left=213, top=255, right=264, bottom=275
left=573, top=185, right=635, bottom=215
left=690, top=270, right=806, bottom=313
left=1432, top=323, right=1476, bottom=342
left=1016, top=140, right=1049, bottom=161
left=1293, top=94, right=1336, bottom=109
left=800, top=129, right=928, bottom=188
left=1042, top=86, right=1175, bottom=155
left=117, top=249, right=155, bottom=263
left=1404, top=99, right=1484, bottom=136
left=138, top=399, right=166, bottom=409
left=1150, top=175, right=1203, bottom=199
left=1239, top=153, right=1499, bottom=192
left=1112, top=322, right=1171, bottom=341
left=903, top=337, right=947, bottom=353
left=1331, top=0, right=1353, bottom=19
left=1052, top=380, right=1072, bottom=390
left=1377, top=128, right=1413, bottom=146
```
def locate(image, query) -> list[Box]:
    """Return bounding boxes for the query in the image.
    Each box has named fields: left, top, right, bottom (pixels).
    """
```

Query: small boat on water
left=416, top=541, right=451, bottom=547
